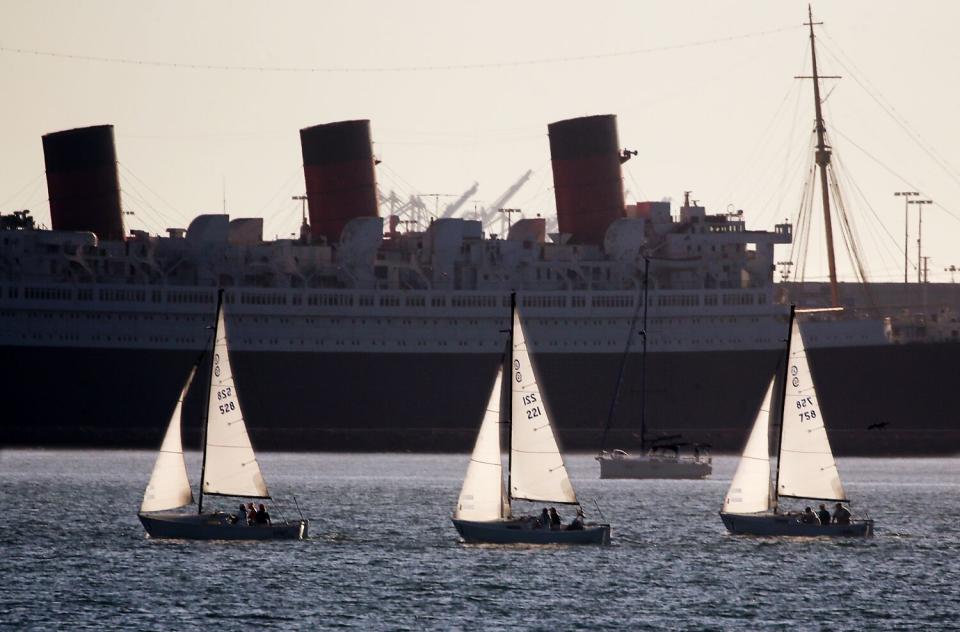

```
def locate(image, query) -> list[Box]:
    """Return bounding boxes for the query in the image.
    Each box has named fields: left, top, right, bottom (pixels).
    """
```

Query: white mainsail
left=141, top=367, right=196, bottom=513
left=201, top=304, right=270, bottom=499
left=776, top=317, right=846, bottom=501
left=455, top=369, right=508, bottom=521
left=509, top=308, right=577, bottom=504
left=723, top=378, right=774, bottom=514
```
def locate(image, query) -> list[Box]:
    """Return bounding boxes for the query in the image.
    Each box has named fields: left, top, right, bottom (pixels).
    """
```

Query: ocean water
left=2, top=450, right=959, bottom=630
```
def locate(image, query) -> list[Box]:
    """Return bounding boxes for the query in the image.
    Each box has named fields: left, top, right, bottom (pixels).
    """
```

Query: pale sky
left=2, top=0, right=959, bottom=282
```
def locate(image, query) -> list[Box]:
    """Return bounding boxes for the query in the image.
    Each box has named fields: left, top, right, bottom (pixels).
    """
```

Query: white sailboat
left=452, top=294, right=611, bottom=545
left=138, top=290, right=308, bottom=540
left=719, top=306, right=873, bottom=536
left=597, top=257, right=711, bottom=479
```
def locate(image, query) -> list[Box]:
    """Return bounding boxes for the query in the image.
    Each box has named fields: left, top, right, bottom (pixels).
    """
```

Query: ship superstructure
left=2, top=112, right=958, bottom=454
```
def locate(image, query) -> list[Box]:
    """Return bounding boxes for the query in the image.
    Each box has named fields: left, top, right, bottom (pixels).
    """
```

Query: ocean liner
left=2, top=108, right=958, bottom=454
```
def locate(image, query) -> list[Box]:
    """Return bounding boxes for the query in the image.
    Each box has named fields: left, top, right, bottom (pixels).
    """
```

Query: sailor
left=566, top=508, right=585, bottom=531
left=817, top=504, right=832, bottom=526
left=833, top=503, right=852, bottom=525
left=247, top=502, right=257, bottom=524
left=537, top=508, right=550, bottom=529
left=234, top=503, right=249, bottom=526
left=255, top=503, right=272, bottom=526
left=799, top=507, right=820, bottom=525
left=548, top=507, right=562, bottom=529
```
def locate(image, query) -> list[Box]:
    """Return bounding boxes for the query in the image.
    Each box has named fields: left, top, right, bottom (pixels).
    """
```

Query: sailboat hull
left=452, top=518, right=611, bottom=545
left=139, top=512, right=308, bottom=540
left=719, top=512, right=873, bottom=537
left=596, top=452, right=711, bottom=479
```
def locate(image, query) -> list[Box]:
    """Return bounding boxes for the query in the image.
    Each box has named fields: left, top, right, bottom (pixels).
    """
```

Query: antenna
left=497, top=207, right=521, bottom=235
left=776, top=260, right=795, bottom=282
left=293, top=195, right=309, bottom=242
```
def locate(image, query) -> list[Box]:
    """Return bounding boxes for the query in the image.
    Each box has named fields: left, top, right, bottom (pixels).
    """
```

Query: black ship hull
left=3, top=342, right=958, bottom=454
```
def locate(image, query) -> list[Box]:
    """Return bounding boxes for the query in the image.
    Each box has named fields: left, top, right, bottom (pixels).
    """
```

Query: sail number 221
left=522, top=393, right=542, bottom=419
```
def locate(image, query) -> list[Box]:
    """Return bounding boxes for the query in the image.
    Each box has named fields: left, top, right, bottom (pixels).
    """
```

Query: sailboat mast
left=197, top=288, right=224, bottom=515
left=506, top=292, right=516, bottom=505
left=772, top=305, right=796, bottom=513
left=639, top=257, right=650, bottom=447
left=599, top=259, right=647, bottom=451
left=805, top=5, right=840, bottom=307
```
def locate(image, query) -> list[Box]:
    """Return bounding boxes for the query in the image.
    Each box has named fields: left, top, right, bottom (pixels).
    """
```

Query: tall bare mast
left=799, top=5, right=841, bottom=306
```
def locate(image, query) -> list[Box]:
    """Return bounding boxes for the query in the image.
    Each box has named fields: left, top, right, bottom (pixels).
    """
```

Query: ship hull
left=139, top=512, right=308, bottom=540
left=719, top=512, right=873, bottom=537
left=452, top=518, right=611, bottom=545
left=2, top=342, right=958, bottom=454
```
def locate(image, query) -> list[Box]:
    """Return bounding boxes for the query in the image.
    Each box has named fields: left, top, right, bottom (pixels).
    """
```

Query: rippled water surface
left=2, top=450, right=959, bottom=630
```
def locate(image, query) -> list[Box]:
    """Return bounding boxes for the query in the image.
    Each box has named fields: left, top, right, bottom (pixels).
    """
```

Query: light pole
left=945, top=265, right=958, bottom=283
left=909, top=198, right=933, bottom=283
left=894, top=191, right=918, bottom=283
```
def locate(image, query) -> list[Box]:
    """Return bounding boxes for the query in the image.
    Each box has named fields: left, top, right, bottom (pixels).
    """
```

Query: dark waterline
left=2, top=451, right=959, bottom=629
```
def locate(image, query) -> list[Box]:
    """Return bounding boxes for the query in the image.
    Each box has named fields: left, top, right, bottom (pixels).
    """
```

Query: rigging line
left=823, top=151, right=869, bottom=284
left=117, top=162, right=193, bottom=224
left=827, top=125, right=960, bottom=225
left=0, top=25, right=801, bottom=74
left=723, top=80, right=800, bottom=210
left=797, top=161, right=817, bottom=282
left=830, top=148, right=905, bottom=270
left=788, top=147, right=815, bottom=272
left=818, top=29, right=960, bottom=181
left=759, top=130, right=815, bottom=228
left=828, top=167, right=869, bottom=284
left=816, top=34, right=960, bottom=189
left=118, top=185, right=168, bottom=235
left=0, top=171, right=45, bottom=210
left=766, top=62, right=817, bottom=224
left=622, top=162, right=647, bottom=204
left=254, top=168, right=302, bottom=217
left=118, top=174, right=182, bottom=233
left=20, top=177, right=49, bottom=220
left=722, top=39, right=811, bottom=206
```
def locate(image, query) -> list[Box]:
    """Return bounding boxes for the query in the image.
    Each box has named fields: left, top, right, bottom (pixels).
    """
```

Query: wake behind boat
left=452, top=294, right=610, bottom=545
left=719, top=306, right=873, bottom=537
left=138, top=290, right=308, bottom=540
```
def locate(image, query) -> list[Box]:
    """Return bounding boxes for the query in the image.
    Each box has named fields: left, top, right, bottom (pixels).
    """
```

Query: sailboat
left=596, top=256, right=711, bottom=479
left=138, top=290, right=308, bottom=540
left=719, top=306, right=873, bottom=536
left=452, top=294, right=611, bottom=545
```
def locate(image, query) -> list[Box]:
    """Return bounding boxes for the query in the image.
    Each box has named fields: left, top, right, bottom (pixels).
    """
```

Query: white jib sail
left=202, top=304, right=270, bottom=499
left=777, top=317, right=846, bottom=501
left=455, top=368, right=507, bottom=521
left=723, top=378, right=774, bottom=514
left=509, top=308, right=577, bottom=504
left=141, top=367, right=196, bottom=513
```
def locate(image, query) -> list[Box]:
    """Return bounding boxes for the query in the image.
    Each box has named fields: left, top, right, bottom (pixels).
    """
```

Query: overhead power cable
left=0, top=25, right=800, bottom=74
